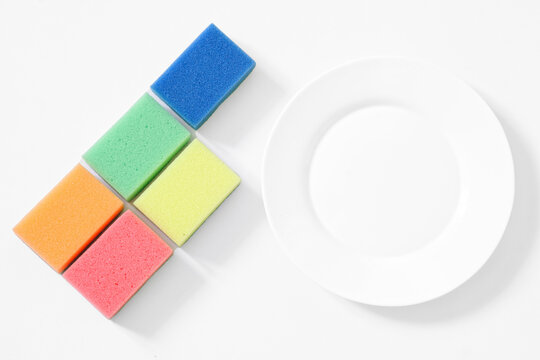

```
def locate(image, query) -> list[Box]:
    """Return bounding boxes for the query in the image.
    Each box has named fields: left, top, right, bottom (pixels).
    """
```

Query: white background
left=1, top=0, right=539, bottom=358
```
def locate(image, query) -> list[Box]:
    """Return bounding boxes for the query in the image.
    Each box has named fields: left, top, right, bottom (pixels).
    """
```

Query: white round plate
left=262, top=58, right=514, bottom=306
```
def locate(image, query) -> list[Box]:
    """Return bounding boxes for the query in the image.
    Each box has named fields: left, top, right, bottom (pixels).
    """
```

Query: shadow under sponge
left=83, top=93, right=191, bottom=200
left=63, top=210, right=173, bottom=319
left=134, top=139, right=241, bottom=246
left=151, top=23, right=256, bottom=130
left=13, top=164, right=123, bottom=273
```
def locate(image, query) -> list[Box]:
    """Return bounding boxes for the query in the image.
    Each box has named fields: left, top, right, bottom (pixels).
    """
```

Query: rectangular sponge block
left=151, top=24, right=255, bottom=130
left=83, top=93, right=190, bottom=200
left=135, top=139, right=240, bottom=246
left=13, top=164, right=123, bottom=273
left=64, top=210, right=172, bottom=318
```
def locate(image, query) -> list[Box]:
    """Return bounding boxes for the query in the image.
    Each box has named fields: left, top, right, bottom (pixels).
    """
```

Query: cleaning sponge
left=135, top=139, right=240, bottom=246
left=63, top=210, right=172, bottom=318
left=13, top=164, right=123, bottom=273
left=83, top=93, right=190, bottom=200
left=151, top=24, right=256, bottom=129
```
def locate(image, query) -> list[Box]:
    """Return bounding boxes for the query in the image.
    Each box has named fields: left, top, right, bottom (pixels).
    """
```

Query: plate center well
left=309, top=105, right=461, bottom=257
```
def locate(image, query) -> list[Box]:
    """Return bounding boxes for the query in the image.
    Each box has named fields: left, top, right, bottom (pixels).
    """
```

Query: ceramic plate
left=262, top=58, right=514, bottom=306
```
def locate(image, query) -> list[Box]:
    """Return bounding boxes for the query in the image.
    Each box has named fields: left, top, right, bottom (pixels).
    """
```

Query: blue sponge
left=151, top=24, right=256, bottom=130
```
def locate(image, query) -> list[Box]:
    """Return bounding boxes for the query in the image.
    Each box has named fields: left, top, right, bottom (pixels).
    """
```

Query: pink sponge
left=63, top=210, right=172, bottom=318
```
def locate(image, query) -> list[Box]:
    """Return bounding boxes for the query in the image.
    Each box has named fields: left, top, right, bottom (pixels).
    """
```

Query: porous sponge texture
left=135, top=139, right=240, bottom=246
left=63, top=210, right=172, bottom=319
left=13, top=164, right=123, bottom=273
left=151, top=23, right=256, bottom=129
left=83, top=93, right=191, bottom=200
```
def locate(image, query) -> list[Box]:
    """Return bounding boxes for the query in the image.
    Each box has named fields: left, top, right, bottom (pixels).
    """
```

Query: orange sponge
left=13, top=164, right=123, bottom=273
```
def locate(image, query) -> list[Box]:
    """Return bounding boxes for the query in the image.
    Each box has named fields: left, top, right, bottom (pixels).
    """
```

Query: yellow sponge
left=134, top=139, right=240, bottom=246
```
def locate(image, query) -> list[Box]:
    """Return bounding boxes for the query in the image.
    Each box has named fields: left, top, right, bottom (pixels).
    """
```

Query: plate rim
left=261, top=56, right=515, bottom=306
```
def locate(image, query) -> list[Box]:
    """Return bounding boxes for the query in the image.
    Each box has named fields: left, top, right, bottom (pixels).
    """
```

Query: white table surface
left=1, top=0, right=539, bottom=359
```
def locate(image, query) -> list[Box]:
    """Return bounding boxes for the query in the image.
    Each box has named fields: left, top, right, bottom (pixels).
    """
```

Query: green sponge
left=134, top=139, right=241, bottom=246
left=83, top=93, right=190, bottom=200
